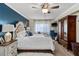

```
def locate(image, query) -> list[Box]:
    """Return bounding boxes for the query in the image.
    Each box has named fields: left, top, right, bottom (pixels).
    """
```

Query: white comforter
left=17, top=35, right=55, bottom=51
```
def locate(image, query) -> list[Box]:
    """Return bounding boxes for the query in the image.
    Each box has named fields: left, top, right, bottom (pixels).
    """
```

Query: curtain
left=35, top=20, right=50, bottom=34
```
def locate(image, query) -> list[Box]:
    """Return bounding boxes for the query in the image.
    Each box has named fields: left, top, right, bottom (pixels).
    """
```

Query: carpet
left=17, top=52, right=53, bottom=56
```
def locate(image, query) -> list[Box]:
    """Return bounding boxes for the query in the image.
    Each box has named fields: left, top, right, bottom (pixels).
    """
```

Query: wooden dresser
left=0, top=40, right=17, bottom=56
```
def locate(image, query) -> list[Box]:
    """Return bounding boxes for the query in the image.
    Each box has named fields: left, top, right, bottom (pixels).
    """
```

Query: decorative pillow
left=26, top=31, right=33, bottom=36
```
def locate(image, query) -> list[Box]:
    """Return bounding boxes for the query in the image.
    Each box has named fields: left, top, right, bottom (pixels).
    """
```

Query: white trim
left=5, top=3, right=30, bottom=20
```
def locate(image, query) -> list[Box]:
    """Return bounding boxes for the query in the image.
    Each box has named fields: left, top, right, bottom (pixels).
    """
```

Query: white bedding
left=33, top=34, right=45, bottom=37
left=17, top=34, right=55, bottom=51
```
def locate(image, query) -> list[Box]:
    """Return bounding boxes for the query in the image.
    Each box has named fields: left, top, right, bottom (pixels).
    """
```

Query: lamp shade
left=2, top=24, right=15, bottom=32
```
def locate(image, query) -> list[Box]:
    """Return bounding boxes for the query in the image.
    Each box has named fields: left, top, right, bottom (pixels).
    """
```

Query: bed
left=15, top=22, right=55, bottom=53
left=16, top=31, right=55, bottom=53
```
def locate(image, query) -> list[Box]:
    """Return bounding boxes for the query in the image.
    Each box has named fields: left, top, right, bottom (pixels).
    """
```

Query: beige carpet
left=18, top=52, right=53, bottom=56
left=54, top=41, right=74, bottom=56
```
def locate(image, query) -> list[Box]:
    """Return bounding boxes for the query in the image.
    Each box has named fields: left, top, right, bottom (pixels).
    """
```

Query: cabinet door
left=0, top=47, right=5, bottom=56
left=5, top=41, right=17, bottom=56
left=11, top=42, right=17, bottom=56
left=68, top=16, right=76, bottom=42
left=68, top=16, right=76, bottom=50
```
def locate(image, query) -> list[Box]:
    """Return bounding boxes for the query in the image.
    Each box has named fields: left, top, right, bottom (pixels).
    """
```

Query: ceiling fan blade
left=32, top=6, right=38, bottom=9
left=51, top=5, right=59, bottom=9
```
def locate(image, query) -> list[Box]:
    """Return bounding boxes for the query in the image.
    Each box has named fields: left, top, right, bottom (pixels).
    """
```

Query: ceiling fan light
left=42, top=8, right=48, bottom=14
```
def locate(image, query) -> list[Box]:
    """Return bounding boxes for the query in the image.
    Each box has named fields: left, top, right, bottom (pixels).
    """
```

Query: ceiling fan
left=32, top=3, right=59, bottom=14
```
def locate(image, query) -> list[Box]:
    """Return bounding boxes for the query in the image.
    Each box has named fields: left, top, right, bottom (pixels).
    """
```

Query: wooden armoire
left=58, top=15, right=76, bottom=50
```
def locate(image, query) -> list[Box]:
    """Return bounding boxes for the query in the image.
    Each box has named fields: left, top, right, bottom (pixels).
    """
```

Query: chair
left=71, top=42, right=79, bottom=56
left=50, top=30, right=55, bottom=39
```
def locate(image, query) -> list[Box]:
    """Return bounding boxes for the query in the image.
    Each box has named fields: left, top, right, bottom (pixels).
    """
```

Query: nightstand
left=0, top=40, right=17, bottom=56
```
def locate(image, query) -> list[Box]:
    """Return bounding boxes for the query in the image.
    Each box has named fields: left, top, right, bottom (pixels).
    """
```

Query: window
left=35, top=21, right=50, bottom=34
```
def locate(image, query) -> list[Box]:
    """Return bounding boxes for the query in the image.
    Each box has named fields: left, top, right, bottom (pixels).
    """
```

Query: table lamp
left=2, top=24, right=15, bottom=42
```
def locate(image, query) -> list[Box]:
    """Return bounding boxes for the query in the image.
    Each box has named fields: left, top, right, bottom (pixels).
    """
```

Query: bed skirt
left=17, top=49, right=54, bottom=54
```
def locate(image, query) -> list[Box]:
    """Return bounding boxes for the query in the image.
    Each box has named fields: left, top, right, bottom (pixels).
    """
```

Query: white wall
left=50, top=27, right=58, bottom=33
left=76, top=16, right=79, bottom=42
left=29, top=19, right=35, bottom=33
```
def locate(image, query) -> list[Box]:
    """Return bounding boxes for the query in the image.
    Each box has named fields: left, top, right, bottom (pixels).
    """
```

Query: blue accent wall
left=0, top=3, right=28, bottom=25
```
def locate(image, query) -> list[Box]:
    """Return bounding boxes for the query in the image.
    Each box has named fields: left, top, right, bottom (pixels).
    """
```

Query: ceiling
left=5, top=3, right=75, bottom=20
